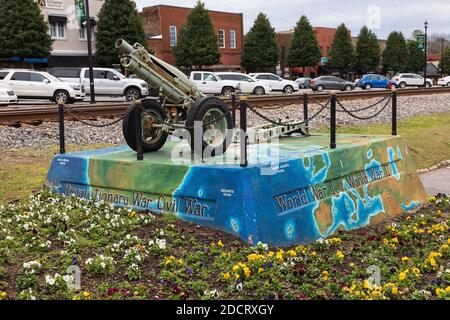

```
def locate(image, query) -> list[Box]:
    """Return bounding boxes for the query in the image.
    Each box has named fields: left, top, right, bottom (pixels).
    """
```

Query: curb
left=417, top=159, right=450, bottom=174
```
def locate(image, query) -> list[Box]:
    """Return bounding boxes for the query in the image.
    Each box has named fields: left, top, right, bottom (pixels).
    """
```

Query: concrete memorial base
left=46, top=134, right=427, bottom=246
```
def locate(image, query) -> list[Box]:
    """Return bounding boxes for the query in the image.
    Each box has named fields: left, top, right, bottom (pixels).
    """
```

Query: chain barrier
left=321, top=94, right=391, bottom=113
left=247, top=100, right=329, bottom=127
left=336, top=94, right=392, bottom=120
left=64, top=107, right=127, bottom=128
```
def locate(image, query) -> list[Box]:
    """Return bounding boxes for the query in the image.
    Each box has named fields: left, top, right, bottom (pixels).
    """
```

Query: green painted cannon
left=116, top=39, right=306, bottom=156
left=116, top=39, right=234, bottom=156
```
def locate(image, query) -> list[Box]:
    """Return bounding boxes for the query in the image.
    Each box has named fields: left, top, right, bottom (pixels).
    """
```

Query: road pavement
left=420, top=167, right=450, bottom=195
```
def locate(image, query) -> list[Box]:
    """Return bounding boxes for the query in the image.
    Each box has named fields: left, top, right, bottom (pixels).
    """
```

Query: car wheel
left=221, top=87, right=234, bottom=96
left=447, top=82, right=450, bottom=87
left=399, top=82, right=407, bottom=89
left=316, top=85, right=324, bottom=92
left=283, top=85, right=294, bottom=94
left=53, top=90, right=70, bottom=104
left=425, top=82, right=432, bottom=88
left=253, top=86, right=265, bottom=95
left=125, top=87, right=142, bottom=101
left=344, top=85, right=352, bottom=91
left=365, top=84, right=372, bottom=90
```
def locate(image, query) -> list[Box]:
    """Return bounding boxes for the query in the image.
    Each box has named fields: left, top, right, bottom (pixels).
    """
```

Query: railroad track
left=1, top=87, right=450, bottom=124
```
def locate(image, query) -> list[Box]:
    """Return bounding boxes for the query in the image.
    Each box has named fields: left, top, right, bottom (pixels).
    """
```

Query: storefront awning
left=48, top=15, right=68, bottom=23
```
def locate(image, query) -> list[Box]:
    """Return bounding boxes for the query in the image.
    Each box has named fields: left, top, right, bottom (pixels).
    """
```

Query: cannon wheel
left=122, top=99, right=168, bottom=152
left=186, top=97, right=233, bottom=157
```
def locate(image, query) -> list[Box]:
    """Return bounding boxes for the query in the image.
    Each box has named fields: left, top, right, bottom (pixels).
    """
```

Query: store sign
left=34, top=0, right=64, bottom=10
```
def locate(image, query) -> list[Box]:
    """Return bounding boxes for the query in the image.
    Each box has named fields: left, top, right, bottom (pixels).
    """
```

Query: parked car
left=295, top=77, right=312, bottom=89
left=249, top=73, right=299, bottom=94
left=0, top=69, right=85, bottom=104
left=357, top=74, right=396, bottom=90
left=437, top=76, right=450, bottom=87
left=189, top=71, right=237, bottom=96
left=309, top=76, right=355, bottom=92
left=215, top=72, right=272, bottom=95
left=49, top=67, right=149, bottom=101
left=0, top=85, right=17, bottom=106
left=391, top=73, right=433, bottom=88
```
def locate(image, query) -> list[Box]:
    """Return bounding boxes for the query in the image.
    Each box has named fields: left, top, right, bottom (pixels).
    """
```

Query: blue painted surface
left=45, top=136, right=427, bottom=246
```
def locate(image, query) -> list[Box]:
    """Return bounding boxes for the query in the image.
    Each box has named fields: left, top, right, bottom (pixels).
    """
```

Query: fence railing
left=57, top=88, right=398, bottom=167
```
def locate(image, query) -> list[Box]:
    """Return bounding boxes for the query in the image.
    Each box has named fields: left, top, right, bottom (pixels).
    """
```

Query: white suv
left=391, top=73, right=433, bottom=88
left=215, top=72, right=272, bottom=95
left=249, top=73, right=299, bottom=94
left=0, top=86, right=17, bottom=106
left=49, top=67, right=149, bottom=101
left=0, top=69, right=85, bottom=104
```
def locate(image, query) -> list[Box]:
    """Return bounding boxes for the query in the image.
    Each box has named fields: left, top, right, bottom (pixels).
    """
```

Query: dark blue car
left=358, top=74, right=396, bottom=90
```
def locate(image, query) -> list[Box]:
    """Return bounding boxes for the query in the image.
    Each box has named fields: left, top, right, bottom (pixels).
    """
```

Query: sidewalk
left=420, top=167, right=450, bottom=195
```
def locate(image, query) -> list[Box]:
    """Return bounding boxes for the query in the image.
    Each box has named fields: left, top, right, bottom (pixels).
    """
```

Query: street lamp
left=423, top=20, right=428, bottom=87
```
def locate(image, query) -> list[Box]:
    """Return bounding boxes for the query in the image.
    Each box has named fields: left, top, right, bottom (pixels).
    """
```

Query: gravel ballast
left=1, top=93, right=450, bottom=148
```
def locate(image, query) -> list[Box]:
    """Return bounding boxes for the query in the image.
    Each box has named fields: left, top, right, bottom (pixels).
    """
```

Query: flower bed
left=0, top=191, right=449, bottom=300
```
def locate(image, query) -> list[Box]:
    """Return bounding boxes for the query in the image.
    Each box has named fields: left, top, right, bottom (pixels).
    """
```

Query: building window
left=169, top=25, right=177, bottom=47
left=219, top=29, right=225, bottom=48
left=230, top=30, right=236, bottom=49
left=49, top=21, right=65, bottom=39
left=79, top=25, right=86, bottom=40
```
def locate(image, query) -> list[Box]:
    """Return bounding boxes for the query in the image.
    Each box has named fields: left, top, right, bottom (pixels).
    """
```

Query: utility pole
left=423, top=21, right=428, bottom=87
left=85, top=0, right=96, bottom=104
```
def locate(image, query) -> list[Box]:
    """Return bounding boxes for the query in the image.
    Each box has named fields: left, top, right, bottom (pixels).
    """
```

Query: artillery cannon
left=116, top=39, right=307, bottom=156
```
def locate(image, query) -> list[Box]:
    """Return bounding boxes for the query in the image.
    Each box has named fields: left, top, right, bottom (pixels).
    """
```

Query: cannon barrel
left=115, top=39, right=204, bottom=105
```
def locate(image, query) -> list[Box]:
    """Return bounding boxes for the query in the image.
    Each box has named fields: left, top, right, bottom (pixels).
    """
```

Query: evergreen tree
left=173, top=1, right=220, bottom=70
left=0, top=0, right=52, bottom=60
left=241, top=13, right=279, bottom=72
left=95, top=0, right=147, bottom=67
left=287, top=15, right=321, bottom=75
left=406, top=40, right=425, bottom=73
left=355, top=26, right=381, bottom=74
left=382, top=31, right=408, bottom=73
left=328, top=23, right=354, bottom=76
left=438, top=46, right=450, bottom=75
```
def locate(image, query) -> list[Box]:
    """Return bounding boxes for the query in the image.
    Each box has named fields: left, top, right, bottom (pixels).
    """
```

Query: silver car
left=309, top=76, right=355, bottom=92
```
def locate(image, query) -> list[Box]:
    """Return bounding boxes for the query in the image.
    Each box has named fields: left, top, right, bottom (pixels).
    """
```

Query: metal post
left=423, top=21, right=428, bottom=87
left=231, top=93, right=236, bottom=128
left=239, top=96, right=248, bottom=167
left=135, top=103, right=144, bottom=161
left=58, top=100, right=65, bottom=154
left=303, top=92, right=309, bottom=134
left=85, top=0, right=95, bottom=104
left=330, top=92, right=336, bottom=149
left=391, top=87, right=397, bottom=136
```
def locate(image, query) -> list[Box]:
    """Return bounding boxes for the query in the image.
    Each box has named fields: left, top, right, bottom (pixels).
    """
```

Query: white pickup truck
left=189, top=71, right=237, bottom=96
left=49, top=67, right=149, bottom=101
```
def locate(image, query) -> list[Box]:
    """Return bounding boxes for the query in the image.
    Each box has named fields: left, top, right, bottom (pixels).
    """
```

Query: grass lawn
left=0, top=192, right=448, bottom=300
left=318, top=112, right=450, bottom=170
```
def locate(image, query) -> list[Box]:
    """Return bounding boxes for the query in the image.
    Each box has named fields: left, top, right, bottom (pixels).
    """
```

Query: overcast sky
left=134, top=0, right=450, bottom=39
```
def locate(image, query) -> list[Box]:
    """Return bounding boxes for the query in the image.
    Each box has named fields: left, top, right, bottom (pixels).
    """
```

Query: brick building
left=277, top=27, right=337, bottom=78
left=140, top=5, right=243, bottom=71
left=277, top=27, right=387, bottom=78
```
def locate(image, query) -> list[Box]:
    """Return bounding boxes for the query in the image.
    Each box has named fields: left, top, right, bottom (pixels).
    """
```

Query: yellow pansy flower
left=223, top=272, right=230, bottom=280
